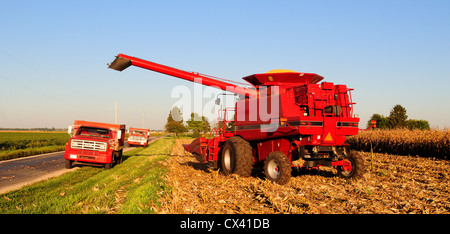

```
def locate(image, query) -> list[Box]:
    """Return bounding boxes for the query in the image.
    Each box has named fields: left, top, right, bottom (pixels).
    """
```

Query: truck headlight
left=99, top=143, right=107, bottom=152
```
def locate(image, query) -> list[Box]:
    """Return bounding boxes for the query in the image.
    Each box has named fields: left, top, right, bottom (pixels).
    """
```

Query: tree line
left=367, top=104, right=430, bottom=130
left=164, top=107, right=211, bottom=137
left=165, top=104, right=431, bottom=136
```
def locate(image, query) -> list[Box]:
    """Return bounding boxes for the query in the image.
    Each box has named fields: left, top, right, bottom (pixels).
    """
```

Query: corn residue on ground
left=154, top=139, right=450, bottom=214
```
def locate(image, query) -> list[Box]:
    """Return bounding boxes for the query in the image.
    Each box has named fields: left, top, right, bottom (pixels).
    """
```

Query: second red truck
left=127, top=127, right=150, bottom=147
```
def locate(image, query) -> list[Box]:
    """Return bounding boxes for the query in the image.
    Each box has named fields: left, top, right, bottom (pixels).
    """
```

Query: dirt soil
left=153, top=139, right=450, bottom=214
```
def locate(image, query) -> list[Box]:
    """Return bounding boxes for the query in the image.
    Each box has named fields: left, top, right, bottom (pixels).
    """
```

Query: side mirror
left=215, top=98, right=221, bottom=105
left=67, top=125, right=74, bottom=136
left=117, top=130, right=122, bottom=140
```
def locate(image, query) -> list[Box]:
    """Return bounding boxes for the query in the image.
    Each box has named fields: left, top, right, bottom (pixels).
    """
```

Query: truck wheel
left=65, top=159, right=73, bottom=169
left=116, top=150, right=123, bottom=164
left=105, top=162, right=113, bottom=169
left=264, top=151, right=291, bottom=185
left=336, top=151, right=365, bottom=179
left=117, top=154, right=123, bottom=164
left=221, top=136, right=253, bottom=177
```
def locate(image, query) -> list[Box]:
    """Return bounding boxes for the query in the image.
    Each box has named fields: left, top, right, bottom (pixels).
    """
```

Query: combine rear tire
left=336, top=151, right=365, bottom=179
left=264, top=151, right=291, bottom=185
left=221, top=136, right=253, bottom=177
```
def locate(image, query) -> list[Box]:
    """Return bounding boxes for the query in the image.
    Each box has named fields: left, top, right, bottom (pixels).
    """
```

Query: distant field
left=149, top=133, right=167, bottom=137
left=0, top=131, right=69, bottom=161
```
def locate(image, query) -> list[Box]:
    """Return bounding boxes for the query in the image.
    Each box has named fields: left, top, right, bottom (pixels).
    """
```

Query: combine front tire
left=264, top=151, right=291, bottom=185
left=221, top=136, right=253, bottom=177
left=336, top=151, right=365, bottom=179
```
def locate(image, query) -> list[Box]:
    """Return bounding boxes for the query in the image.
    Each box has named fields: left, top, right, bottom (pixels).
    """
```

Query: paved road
left=0, top=136, right=164, bottom=194
left=0, top=151, right=71, bottom=194
left=0, top=146, right=135, bottom=194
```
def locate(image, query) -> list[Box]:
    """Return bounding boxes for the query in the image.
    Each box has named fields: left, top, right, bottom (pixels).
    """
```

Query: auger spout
left=108, top=54, right=257, bottom=98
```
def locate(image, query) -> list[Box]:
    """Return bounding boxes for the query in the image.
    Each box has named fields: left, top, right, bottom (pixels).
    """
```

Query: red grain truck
left=64, top=120, right=126, bottom=169
left=127, top=127, right=150, bottom=147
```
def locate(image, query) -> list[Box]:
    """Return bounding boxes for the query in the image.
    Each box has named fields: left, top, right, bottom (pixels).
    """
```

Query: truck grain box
left=127, top=127, right=150, bottom=147
left=64, top=120, right=126, bottom=169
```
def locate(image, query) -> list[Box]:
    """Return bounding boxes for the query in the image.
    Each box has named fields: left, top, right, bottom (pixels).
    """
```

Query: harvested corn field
left=153, top=139, right=450, bottom=214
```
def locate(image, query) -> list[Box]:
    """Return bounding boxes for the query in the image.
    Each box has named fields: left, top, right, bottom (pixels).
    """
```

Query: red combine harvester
left=127, top=127, right=150, bottom=147
left=65, top=120, right=125, bottom=169
left=109, top=54, right=364, bottom=184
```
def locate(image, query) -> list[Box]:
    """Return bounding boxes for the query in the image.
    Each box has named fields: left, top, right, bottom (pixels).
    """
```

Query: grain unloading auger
left=109, top=54, right=364, bottom=184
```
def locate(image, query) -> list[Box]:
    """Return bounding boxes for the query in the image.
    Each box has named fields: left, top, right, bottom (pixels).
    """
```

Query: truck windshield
left=77, top=127, right=110, bottom=138
left=131, top=130, right=146, bottom=135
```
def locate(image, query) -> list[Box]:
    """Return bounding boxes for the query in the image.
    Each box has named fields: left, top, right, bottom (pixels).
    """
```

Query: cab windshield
left=131, top=130, right=146, bottom=136
left=77, top=127, right=110, bottom=138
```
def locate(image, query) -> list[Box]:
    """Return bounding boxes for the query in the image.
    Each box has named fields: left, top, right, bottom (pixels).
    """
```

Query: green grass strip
left=0, top=145, right=66, bottom=161
left=0, top=137, right=174, bottom=214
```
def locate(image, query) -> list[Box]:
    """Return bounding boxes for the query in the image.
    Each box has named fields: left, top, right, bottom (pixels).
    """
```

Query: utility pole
left=115, top=99, right=118, bottom=124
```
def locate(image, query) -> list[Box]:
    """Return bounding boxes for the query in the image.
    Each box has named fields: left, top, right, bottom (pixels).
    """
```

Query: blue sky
left=0, top=0, right=449, bottom=129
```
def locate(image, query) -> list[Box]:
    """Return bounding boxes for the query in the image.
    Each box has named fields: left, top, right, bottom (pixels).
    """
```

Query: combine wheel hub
left=334, top=151, right=365, bottom=179
left=264, top=151, right=291, bottom=185
left=222, top=148, right=233, bottom=172
left=267, top=160, right=280, bottom=178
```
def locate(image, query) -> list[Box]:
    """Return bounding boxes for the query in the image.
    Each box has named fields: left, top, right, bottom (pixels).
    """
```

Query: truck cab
left=64, top=120, right=126, bottom=169
left=127, top=128, right=150, bottom=147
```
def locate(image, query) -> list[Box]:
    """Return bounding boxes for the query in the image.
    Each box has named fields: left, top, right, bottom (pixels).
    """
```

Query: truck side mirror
left=67, top=125, right=73, bottom=137
left=215, top=98, right=221, bottom=105
left=117, top=130, right=122, bottom=140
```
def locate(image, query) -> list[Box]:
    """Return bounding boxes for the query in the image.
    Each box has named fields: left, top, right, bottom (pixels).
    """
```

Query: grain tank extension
left=108, top=54, right=364, bottom=184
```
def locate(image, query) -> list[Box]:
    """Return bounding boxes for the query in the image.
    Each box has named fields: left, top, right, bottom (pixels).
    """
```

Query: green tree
left=186, top=113, right=204, bottom=138
left=407, top=119, right=430, bottom=130
left=167, top=106, right=183, bottom=123
left=387, top=104, right=408, bottom=129
left=368, top=104, right=431, bottom=131
left=164, top=107, right=188, bottom=137
left=186, top=113, right=212, bottom=137
left=202, top=116, right=211, bottom=134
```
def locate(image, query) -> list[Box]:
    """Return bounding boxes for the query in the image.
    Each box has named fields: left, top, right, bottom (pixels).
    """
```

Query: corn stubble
left=152, top=139, right=450, bottom=214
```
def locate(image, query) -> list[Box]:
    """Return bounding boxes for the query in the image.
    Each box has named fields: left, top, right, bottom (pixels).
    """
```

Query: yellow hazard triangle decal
left=324, top=132, right=333, bottom=141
